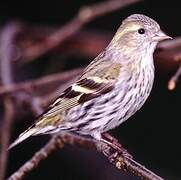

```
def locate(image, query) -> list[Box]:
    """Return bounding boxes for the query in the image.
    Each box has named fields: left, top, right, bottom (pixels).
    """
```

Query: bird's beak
left=152, top=30, right=172, bottom=42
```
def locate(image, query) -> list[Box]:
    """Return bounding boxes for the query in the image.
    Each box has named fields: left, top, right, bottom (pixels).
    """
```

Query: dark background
left=0, top=0, right=181, bottom=179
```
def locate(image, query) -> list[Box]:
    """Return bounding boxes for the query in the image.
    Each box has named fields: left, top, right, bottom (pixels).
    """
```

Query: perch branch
left=7, top=135, right=65, bottom=180
left=115, top=156, right=163, bottom=180
left=7, top=134, right=163, bottom=180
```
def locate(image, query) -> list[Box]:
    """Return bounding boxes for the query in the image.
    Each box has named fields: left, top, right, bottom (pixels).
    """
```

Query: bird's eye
left=138, top=28, right=145, bottom=34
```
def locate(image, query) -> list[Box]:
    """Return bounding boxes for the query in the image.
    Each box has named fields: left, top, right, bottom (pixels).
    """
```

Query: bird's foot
left=100, top=133, right=132, bottom=161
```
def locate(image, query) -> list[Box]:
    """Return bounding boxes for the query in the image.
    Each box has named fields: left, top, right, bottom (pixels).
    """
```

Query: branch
left=114, top=156, right=163, bottom=180
left=0, top=98, right=15, bottom=180
left=168, top=60, right=181, bottom=90
left=18, top=0, right=141, bottom=62
left=16, top=29, right=112, bottom=61
left=156, top=37, right=181, bottom=90
left=0, top=22, right=20, bottom=180
left=0, top=68, right=83, bottom=96
left=7, top=135, right=65, bottom=180
left=7, top=134, right=163, bottom=180
left=158, top=36, right=181, bottom=50
left=6, top=134, right=94, bottom=180
left=14, top=91, right=44, bottom=116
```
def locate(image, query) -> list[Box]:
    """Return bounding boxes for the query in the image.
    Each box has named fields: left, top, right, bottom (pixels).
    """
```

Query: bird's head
left=110, top=14, right=172, bottom=55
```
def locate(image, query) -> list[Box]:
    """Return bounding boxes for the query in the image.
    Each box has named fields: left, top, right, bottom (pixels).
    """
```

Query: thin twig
left=0, top=22, right=20, bottom=180
left=7, top=135, right=65, bottom=180
left=7, top=134, right=163, bottom=180
left=0, top=68, right=83, bottom=96
left=0, top=98, right=15, bottom=180
left=158, top=36, right=181, bottom=50
left=157, top=37, right=181, bottom=62
left=15, top=91, right=44, bottom=116
left=19, top=0, right=141, bottom=62
left=17, top=29, right=111, bottom=60
left=168, top=60, right=181, bottom=90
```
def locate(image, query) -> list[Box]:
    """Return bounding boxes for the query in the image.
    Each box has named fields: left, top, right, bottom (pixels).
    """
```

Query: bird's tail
left=8, top=126, right=38, bottom=150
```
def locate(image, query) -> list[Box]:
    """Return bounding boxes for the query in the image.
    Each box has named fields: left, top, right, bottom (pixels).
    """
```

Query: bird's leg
left=102, top=133, right=120, bottom=146
left=100, top=133, right=132, bottom=160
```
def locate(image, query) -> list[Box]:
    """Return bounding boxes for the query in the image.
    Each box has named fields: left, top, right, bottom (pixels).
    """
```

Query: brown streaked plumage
left=9, top=14, right=171, bottom=149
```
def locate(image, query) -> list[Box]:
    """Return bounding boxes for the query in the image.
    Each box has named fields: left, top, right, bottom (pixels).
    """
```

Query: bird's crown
left=122, top=14, right=160, bottom=29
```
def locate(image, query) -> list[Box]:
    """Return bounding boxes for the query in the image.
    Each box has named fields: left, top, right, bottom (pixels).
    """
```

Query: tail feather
left=8, top=128, right=38, bottom=150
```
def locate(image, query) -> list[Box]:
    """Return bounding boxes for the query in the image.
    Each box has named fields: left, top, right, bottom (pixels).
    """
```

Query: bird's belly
left=65, top=73, right=153, bottom=134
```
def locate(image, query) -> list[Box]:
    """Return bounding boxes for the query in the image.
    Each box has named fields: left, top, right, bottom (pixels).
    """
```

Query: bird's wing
left=43, top=62, right=121, bottom=114
left=8, top=57, right=122, bottom=149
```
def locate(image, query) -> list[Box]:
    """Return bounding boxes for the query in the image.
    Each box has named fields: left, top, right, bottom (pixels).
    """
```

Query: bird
left=9, top=14, right=172, bottom=150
